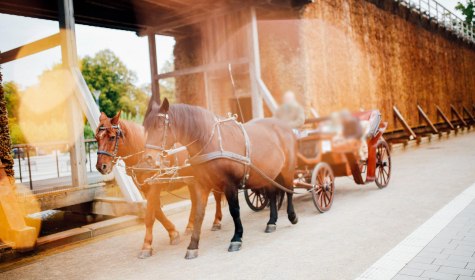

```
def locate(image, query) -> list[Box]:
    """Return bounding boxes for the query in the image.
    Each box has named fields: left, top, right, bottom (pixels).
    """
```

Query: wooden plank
left=393, top=105, right=418, bottom=139
left=155, top=58, right=248, bottom=80
left=148, top=34, right=160, bottom=103
left=0, top=33, right=61, bottom=64
left=450, top=104, right=468, bottom=127
left=463, top=105, right=475, bottom=123
left=417, top=105, right=438, bottom=133
left=248, top=6, right=264, bottom=118
left=58, top=0, right=87, bottom=188
left=436, top=105, right=455, bottom=130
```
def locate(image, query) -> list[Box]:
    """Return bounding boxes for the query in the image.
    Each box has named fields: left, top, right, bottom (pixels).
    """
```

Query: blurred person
left=275, top=91, right=305, bottom=129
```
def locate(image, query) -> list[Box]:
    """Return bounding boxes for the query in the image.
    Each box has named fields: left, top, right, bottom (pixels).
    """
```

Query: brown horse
left=143, top=98, right=298, bottom=259
left=95, top=111, right=223, bottom=259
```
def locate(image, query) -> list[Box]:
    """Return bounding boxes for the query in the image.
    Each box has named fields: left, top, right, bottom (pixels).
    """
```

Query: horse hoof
left=138, top=248, right=153, bottom=259
left=211, top=223, right=221, bottom=231
left=290, top=215, right=299, bottom=225
left=228, top=241, right=242, bottom=252
left=265, top=224, right=277, bottom=233
left=184, top=227, right=193, bottom=235
left=185, top=249, right=199, bottom=259
left=169, top=231, right=180, bottom=245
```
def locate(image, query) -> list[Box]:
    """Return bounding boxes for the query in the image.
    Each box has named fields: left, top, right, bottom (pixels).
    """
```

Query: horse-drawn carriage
left=96, top=101, right=391, bottom=259
left=244, top=110, right=391, bottom=213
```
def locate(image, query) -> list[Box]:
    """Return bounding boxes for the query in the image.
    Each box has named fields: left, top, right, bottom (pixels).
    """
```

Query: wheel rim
left=375, top=143, right=391, bottom=188
left=245, top=189, right=268, bottom=211
left=313, top=165, right=334, bottom=212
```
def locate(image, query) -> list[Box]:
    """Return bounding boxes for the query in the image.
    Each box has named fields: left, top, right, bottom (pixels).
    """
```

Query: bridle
left=97, top=124, right=122, bottom=160
left=144, top=113, right=171, bottom=157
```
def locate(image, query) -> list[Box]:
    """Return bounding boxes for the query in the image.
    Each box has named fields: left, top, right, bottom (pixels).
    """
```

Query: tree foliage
left=0, top=70, right=15, bottom=177
left=81, top=49, right=149, bottom=118
left=456, top=1, right=475, bottom=25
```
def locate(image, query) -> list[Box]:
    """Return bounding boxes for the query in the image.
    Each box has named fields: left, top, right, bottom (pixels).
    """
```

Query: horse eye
left=109, top=136, right=115, bottom=141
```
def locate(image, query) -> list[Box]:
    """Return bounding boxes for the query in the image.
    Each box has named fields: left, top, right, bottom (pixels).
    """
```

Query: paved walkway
left=394, top=200, right=475, bottom=280
left=2, top=132, right=475, bottom=280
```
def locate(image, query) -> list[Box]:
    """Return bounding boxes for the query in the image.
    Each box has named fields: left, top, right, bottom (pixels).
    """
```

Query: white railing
left=396, top=0, right=475, bottom=42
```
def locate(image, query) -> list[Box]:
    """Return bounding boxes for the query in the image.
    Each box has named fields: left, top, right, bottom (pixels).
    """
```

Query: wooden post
left=463, top=106, right=475, bottom=123
left=58, top=0, right=87, bottom=188
left=148, top=34, right=160, bottom=104
left=450, top=105, right=467, bottom=128
left=436, top=105, right=455, bottom=130
left=248, top=6, right=264, bottom=118
left=417, top=105, right=438, bottom=134
left=393, top=106, right=418, bottom=140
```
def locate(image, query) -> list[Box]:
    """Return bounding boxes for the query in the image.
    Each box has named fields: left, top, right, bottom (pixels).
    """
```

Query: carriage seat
left=353, top=110, right=381, bottom=139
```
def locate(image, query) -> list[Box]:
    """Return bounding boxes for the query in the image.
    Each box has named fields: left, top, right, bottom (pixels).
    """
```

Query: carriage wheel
left=244, top=189, right=269, bottom=212
left=311, top=162, right=335, bottom=213
left=375, top=140, right=391, bottom=189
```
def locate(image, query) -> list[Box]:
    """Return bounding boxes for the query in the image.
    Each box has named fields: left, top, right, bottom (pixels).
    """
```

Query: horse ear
left=99, top=112, right=108, bottom=121
left=159, top=98, right=169, bottom=113
left=111, top=110, right=121, bottom=125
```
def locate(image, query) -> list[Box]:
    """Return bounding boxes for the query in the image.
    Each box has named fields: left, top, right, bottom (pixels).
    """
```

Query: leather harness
left=145, top=113, right=295, bottom=193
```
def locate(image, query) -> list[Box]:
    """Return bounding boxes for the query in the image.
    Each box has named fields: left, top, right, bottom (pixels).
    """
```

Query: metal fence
left=12, top=139, right=98, bottom=190
left=397, top=0, right=475, bottom=42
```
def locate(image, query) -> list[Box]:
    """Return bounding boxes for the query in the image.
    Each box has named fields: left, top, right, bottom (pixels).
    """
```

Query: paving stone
left=467, top=262, right=475, bottom=269
left=420, top=270, right=458, bottom=280
left=442, top=249, right=474, bottom=257
left=448, top=255, right=475, bottom=262
left=412, top=256, right=435, bottom=264
left=406, top=262, right=440, bottom=271
left=393, top=275, right=428, bottom=280
left=399, top=267, right=424, bottom=276
left=437, top=266, right=474, bottom=276
left=458, top=276, right=475, bottom=280
left=433, top=259, right=468, bottom=268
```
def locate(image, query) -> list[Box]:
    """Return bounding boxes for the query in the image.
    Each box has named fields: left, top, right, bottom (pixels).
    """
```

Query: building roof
left=0, top=0, right=304, bottom=36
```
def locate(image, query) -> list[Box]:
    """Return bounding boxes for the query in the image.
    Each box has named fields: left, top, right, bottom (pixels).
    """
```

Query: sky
left=0, top=0, right=463, bottom=89
left=0, top=13, right=175, bottom=89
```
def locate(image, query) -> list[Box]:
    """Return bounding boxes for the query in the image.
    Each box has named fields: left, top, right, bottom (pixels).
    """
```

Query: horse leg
left=154, top=206, right=180, bottom=245
left=185, top=184, right=196, bottom=235
left=265, top=188, right=278, bottom=233
left=211, top=191, right=223, bottom=231
left=138, top=188, right=157, bottom=259
left=286, top=191, right=298, bottom=225
left=185, top=185, right=210, bottom=259
left=225, top=186, right=243, bottom=252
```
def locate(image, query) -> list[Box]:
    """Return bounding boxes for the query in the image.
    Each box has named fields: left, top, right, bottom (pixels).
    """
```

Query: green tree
left=0, top=70, right=14, bottom=177
left=81, top=49, right=147, bottom=118
left=456, top=1, right=475, bottom=25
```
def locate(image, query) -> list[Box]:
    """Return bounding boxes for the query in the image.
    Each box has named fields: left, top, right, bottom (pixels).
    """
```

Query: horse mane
left=143, top=103, right=215, bottom=145
left=119, top=119, right=144, bottom=141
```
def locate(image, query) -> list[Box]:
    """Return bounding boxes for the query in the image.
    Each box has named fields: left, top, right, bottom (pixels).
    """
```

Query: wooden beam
left=58, top=0, right=87, bottom=188
left=450, top=105, right=468, bottom=127
left=139, top=4, right=244, bottom=36
left=393, top=105, right=418, bottom=140
left=148, top=34, right=160, bottom=103
left=0, top=33, right=61, bottom=64
left=436, top=106, right=455, bottom=130
left=417, top=105, right=438, bottom=134
left=155, top=58, right=248, bottom=80
left=248, top=6, right=264, bottom=118
left=463, top=106, right=475, bottom=123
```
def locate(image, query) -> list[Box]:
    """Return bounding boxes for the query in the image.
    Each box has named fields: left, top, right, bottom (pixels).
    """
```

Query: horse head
left=142, top=98, right=175, bottom=168
left=95, top=110, right=122, bottom=174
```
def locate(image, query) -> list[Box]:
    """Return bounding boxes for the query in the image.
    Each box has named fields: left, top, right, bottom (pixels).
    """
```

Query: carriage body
left=245, top=110, right=392, bottom=213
